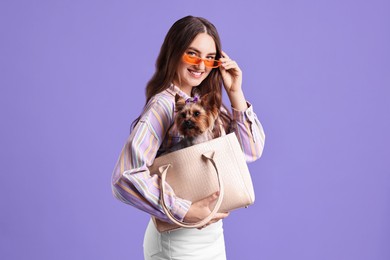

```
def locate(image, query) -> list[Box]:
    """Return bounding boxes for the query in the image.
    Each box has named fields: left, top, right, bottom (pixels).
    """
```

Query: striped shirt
left=111, top=84, right=266, bottom=223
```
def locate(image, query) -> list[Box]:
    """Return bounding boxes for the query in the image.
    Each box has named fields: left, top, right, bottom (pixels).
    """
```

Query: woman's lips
left=188, top=69, right=204, bottom=78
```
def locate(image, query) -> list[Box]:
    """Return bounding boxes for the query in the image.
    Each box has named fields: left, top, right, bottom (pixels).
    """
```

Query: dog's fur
left=169, top=93, right=219, bottom=151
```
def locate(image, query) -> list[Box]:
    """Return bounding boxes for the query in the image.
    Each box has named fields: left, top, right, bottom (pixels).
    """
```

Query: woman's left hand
left=219, top=50, right=243, bottom=94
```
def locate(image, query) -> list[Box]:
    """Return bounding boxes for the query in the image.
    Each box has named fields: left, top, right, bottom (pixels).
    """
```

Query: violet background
left=1, top=0, right=389, bottom=259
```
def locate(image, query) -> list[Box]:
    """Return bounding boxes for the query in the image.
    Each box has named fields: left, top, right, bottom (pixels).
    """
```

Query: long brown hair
left=131, top=16, right=232, bottom=133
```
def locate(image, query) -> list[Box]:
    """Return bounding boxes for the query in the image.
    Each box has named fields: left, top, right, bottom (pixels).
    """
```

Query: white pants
left=143, top=218, right=226, bottom=260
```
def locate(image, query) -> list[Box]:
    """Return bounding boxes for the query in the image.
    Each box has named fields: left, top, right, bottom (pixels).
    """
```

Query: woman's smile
left=188, top=69, right=204, bottom=78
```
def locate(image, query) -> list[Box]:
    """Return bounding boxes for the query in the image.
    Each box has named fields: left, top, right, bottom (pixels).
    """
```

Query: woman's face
left=173, top=33, right=217, bottom=93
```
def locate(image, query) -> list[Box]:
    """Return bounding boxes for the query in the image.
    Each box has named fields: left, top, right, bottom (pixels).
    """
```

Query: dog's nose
left=184, top=120, right=194, bottom=128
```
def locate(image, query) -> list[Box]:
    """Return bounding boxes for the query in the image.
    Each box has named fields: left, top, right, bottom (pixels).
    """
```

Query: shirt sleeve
left=230, top=101, right=266, bottom=162
left=111, top=97, right=192, bottom=222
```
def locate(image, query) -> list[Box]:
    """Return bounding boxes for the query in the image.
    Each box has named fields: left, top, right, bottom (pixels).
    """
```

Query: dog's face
left=174, top=93, right=219, bottom=138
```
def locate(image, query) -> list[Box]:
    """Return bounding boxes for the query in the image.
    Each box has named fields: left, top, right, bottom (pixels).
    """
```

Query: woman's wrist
left=228, top=89, right=248, bottom=111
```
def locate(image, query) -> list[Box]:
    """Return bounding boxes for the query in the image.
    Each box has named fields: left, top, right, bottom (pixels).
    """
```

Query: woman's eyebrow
left=187, top=47, right=216, bottom=56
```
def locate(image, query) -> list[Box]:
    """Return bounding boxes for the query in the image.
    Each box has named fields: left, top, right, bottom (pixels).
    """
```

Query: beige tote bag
left=149, top=133, right=255, bottom=232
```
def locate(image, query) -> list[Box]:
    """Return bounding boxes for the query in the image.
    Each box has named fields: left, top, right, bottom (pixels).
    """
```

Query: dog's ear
left=200, top=93, right=219, bottom=118
left=175, top=94, right=186, bottom=112
left=200, top=93, right=216, bottom=109
left=191, top=87, right=201, bottom=97
left=200, top=93, right=209, bottom=107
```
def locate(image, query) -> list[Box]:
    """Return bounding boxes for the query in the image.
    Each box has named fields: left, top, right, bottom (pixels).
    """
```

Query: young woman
left=111, top=16, right=265, bottom=259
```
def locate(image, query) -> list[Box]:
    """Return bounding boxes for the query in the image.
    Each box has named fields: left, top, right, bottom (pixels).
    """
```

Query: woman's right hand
left=183, top=191, right=230, bottom=230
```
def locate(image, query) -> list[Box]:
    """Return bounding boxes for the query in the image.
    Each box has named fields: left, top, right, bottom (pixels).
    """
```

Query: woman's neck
left=172, top=81, right=192, bottom=96
left=181, top=86, right=192, bottom=96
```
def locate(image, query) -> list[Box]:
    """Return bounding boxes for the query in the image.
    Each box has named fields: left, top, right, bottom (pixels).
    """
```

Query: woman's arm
left=219, top=50, right=266, bottom=162
left=111, top=97, right=191, bottom=222
left=230, top=102, right=265, bottom=162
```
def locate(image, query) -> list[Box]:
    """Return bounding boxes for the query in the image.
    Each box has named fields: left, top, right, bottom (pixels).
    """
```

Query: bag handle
left=159, top=151, right=225, bottom=228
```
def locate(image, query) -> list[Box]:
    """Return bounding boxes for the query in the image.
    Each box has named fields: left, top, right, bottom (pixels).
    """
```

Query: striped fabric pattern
left=111, top=84, right=266, bottom=223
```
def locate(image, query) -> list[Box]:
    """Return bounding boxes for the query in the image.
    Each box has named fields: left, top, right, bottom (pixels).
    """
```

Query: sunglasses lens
left=183, top=54, right=221, bottom=68
left=183, top=54, right=201, bottom=65
left=204, top=60, right=221, bottom=68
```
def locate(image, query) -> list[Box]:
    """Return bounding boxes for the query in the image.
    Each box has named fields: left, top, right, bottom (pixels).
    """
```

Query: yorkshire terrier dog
left=170, top=93, right=220, bottom=151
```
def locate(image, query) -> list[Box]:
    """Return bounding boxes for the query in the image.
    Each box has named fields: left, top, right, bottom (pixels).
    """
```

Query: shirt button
left=247, top=110, right=252, bottom=116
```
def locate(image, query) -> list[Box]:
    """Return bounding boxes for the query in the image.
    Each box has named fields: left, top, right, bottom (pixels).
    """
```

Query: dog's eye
left=181, top=112, right=186, bottom=118
left=194, top=111, right=200, bottom=117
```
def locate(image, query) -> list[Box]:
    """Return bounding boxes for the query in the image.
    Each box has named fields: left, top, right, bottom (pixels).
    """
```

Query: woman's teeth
left=189, top=70, right=202, bottom=77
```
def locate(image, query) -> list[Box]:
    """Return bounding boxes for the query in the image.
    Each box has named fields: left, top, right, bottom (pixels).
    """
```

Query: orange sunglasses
left=182, top=53, right=222, bottom=68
